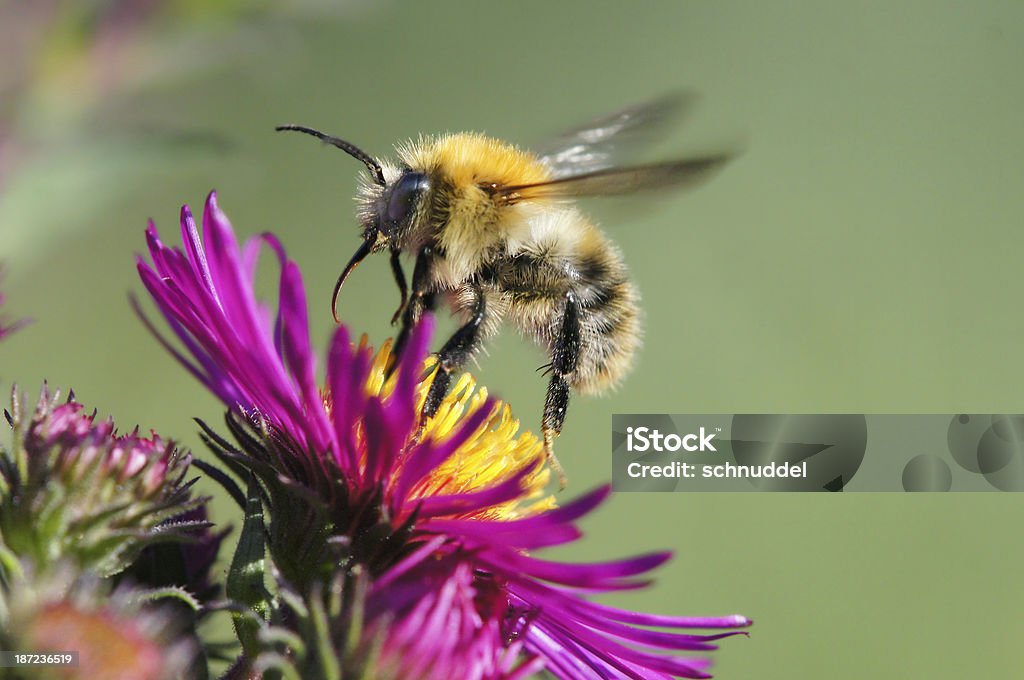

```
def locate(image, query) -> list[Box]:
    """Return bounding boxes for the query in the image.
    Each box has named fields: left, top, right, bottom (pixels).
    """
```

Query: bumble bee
left=277, top=95, right=729, bottom=485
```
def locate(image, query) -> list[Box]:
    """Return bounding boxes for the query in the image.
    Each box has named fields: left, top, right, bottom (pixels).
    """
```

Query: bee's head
left=275, top=124, right=432, bottom=323
left=365, top=168, right=431, bottom=248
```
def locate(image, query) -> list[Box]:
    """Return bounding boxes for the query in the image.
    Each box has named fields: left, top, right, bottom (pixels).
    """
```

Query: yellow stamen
left=360, top=336, right=554, bottom=520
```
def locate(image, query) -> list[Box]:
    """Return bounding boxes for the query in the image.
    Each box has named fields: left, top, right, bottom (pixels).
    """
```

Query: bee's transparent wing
left=534, top=92, right=697, bottom=179
left=499, top=155, right=729, bottom=203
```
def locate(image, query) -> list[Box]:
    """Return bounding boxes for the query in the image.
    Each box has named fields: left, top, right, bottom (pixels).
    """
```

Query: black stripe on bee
left=576, top=252, right=610, bottom=286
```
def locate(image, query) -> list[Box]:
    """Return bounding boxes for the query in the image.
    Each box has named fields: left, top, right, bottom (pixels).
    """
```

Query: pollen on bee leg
left=543, top=428, right=568, bottom=491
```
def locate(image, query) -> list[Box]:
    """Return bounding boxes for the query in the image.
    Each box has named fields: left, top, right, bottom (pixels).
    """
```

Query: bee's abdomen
left=492, top=215, right=642, bottom=395
left=570, top=245, right=642, bottom=395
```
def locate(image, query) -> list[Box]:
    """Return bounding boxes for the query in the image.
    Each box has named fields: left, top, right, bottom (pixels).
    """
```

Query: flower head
left=0, top=386, right=203, bottom=578
left=137, top=192, right=750, bottom=678
left=2, top=569, right=196, bottom=680
left=137, top=193, right=552, bottom=582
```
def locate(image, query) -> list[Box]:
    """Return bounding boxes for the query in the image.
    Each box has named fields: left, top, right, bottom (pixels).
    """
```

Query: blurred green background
left=2, top=1, right=1023, bottom=678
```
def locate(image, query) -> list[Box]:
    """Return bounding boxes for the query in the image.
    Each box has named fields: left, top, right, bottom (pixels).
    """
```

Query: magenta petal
left=414, top=487, right=611, bottom=550
left=390, top=399, right=497, bottom=508
left=326, top=326, right=357, bottom=472
left=414, top=465, right=534, bottom=519
left=480, top=549, right=673, bottom=588
left=578, top=601, right=752, bottom=630
left=279, top=260, right=335, bottom=454
left=180, top=203, right=217, bottom=299
left=419, top=516, right=581, bottom=550
left=363, top=397, right=404, bottom=486
left=394, top=314, right=434, bottom=407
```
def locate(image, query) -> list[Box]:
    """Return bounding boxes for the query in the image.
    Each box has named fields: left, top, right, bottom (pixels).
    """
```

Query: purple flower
left=1, top=386, right=203, bottom=578
left=6, top=570, right=196, bottom=680
left=138, top=191, right=750, bottom=678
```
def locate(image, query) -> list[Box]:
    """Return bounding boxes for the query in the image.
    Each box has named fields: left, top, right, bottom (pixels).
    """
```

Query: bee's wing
left=499, top=155, right=729, bottom=203
left=534, top=93, right=697, bottom=178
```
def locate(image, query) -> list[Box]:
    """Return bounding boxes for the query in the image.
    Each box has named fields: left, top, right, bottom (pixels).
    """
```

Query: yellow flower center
left=361, top=336, right=555, bottom=521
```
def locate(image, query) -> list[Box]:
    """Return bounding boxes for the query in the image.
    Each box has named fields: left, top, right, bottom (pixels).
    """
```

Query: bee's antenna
left=275, top=124, right=386, bottom=187
left=332, top=236, right=375, bottom=324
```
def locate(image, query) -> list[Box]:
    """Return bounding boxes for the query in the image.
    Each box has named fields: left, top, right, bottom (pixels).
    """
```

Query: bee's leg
left=542, top=291, right=581, bottom=490
left=390, top=245, right=435, bottom=372
left=388, top=248, right=408, bottom=326
left=422, top=284, right=486, bottom=419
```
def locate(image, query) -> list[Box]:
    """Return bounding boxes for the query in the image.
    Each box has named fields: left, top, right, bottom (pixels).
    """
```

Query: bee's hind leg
left=422, top=284, right=487, bottom=420
left=542, top=290, right=581, bottom=490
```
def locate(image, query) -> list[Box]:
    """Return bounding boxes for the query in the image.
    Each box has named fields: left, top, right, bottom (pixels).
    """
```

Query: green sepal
left=227, top=474, right=270, bottom=656
left=130, top=585, right=202, bottom=612
left=308, top=580, right=342, bottom=680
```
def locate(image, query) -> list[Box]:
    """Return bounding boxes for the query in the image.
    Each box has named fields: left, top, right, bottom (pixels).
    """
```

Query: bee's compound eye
left=386, top=171, right=430, bottom=225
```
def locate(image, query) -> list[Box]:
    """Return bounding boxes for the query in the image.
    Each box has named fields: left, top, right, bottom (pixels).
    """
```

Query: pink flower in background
left=2, top=386, right=204, bottom=578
